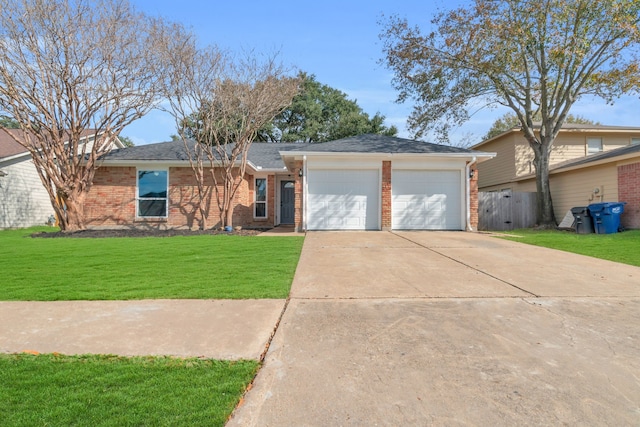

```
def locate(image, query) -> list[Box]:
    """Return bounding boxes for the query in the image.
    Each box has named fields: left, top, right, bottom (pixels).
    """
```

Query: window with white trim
left=587, top=137, right=603, bottom=154
left=137, top=170, right=168, bottom=217
left=255, top=178, right=267, bottom=218
left=631, top=137, right=640, bottom=145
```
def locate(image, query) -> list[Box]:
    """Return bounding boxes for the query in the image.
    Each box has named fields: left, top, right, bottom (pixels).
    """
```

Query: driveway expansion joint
left=390, top=231, right=541, bottom=298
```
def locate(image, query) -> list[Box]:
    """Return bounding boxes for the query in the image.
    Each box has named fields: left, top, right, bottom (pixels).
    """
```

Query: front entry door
left=280, top=181, right=295, bottom=224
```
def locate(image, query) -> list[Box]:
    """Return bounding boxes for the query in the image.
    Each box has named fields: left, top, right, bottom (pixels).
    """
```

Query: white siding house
left=0, top=129, right=123, bottom=229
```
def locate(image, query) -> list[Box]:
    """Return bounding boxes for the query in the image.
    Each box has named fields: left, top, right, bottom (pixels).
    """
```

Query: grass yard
left=0, top=353, right=258, bottom=427
left=0, top=227, right=304, bottom=300
left=499, top=229, right=640, bottom=267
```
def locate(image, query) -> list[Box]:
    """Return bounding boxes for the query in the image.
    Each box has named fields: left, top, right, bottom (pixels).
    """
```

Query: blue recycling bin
left=588, top=202, right=626, bottom=234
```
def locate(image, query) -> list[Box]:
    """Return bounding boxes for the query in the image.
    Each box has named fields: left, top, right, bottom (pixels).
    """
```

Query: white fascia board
left=280, top=151, right=495, bottom=161
left=98, top=160, right=191, bottom=168
left=0, top=151, right=31, bottom=164
left=97, top=159, right=280, bottom=174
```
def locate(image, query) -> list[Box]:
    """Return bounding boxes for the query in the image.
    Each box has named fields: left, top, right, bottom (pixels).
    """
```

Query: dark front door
left=280, top=181, right=295, bottom=224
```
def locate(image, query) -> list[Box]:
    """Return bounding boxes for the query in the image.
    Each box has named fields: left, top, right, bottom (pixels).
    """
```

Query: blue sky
left=124, top=0, right=640, bottom=146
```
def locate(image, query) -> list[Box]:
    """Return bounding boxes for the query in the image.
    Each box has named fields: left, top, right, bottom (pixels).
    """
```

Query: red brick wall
left=85, top=166, right=275, bottom=229
left=294, top=161, right=303, bottom=232
left=85, top=166, right=137, bottom=227
left=618, top=162, right=640, bottom=229
left=470, top=166, right=479, bottom=230
left=381, top=161, right=392, bottom=230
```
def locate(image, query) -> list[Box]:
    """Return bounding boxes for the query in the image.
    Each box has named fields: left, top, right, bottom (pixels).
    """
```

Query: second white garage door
left=307, top=169, right=379, bottom=230
left=392, top=170, right=462, bottom=230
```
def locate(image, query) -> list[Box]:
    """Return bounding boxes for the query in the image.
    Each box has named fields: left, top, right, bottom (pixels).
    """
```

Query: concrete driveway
left=229, top=231, right=640, bottom=426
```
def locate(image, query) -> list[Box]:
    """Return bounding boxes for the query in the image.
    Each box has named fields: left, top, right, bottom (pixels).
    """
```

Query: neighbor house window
left=137, top=170, right=168, bottom=217
left=587, top=137, right=603, bottom=154
left=255, top=178, right=267, bottom=218
left=631, top=137, right=640, bottom=145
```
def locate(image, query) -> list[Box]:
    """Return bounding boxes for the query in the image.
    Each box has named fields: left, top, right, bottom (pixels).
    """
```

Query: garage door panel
left=308, top=169, right=379, bottom=230
left=392, top=170, right=462, bottom=230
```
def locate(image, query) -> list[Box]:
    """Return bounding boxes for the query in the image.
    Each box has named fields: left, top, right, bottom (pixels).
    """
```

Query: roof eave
left=279, top=150, right=495, bottom=159
left=512, top=150, right=640, bottom=181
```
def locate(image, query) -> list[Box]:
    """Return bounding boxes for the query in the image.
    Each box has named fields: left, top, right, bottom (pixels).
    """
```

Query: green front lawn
left=0, top=353, right=258, bottom=427
left=0, top=227, right=304, bottom=300
left=498, top=229, right=640, bottom=267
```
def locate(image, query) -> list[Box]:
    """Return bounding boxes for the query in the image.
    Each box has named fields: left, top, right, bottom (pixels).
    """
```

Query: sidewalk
left=0, top=299, right=285, bottom=359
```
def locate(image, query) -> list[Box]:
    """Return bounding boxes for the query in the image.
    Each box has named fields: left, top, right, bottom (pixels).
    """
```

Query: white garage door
left=392, top=170, right=462, bottom=230
left=307, top=169, right=379, bottom=230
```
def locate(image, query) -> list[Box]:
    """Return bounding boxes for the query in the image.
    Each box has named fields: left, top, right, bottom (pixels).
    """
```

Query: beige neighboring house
left=0, top=129, right=124, bottom=229
left=473, top=124, right=640, bottom=229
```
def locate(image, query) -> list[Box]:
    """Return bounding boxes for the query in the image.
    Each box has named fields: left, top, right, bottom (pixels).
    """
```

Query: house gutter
left=466, top=156, right=477, bottom=231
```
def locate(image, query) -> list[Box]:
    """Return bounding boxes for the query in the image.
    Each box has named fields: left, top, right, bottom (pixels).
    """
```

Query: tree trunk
left=531, top=143, right=557, bottom=228
left=58, top=191, right=87, bottom=232
left=225, top=205, right=234, bottom=228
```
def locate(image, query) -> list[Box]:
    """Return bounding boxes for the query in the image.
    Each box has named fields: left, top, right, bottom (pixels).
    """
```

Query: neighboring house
left=473, top=124, right=640, bottom=229
left=0, top=129, right=124, bottom=229
left=84, top=134, right=495, bottom=232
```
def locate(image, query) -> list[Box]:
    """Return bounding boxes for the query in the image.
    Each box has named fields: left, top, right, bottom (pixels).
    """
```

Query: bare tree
left=0, top=0, right=179, bottom=231
left=161, top=43, right=300, bottom=229
left=381, top=0, right=640, bottom=227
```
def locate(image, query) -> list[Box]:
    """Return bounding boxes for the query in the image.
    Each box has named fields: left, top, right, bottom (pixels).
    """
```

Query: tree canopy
left=0, top=116, right=19, bottom=128
left=381, top=0, right=640, bottom=226
left=259, top=72, right=397, bottom=143
left=118, top=136, right=135, bottom=147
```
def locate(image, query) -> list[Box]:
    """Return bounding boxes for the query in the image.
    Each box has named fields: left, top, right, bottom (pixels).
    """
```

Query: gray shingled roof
left=245, top=142, right=310, bottom=169
left=103, top=140, right=193, bottom=161
left=102, top=140, right=310, bottom=169
left=101, top=134, right=485, bottom=169
left=282, top=134, right=478, bottom=154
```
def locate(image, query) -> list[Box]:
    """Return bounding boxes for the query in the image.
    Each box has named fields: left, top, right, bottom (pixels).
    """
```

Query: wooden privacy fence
left=478, top=191, right=536, bottom=231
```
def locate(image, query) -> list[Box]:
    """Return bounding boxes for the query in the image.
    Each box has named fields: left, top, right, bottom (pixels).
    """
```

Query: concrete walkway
left=0, top=299, right=285, bottom=359
left=228, top=231, right=640, bottom=426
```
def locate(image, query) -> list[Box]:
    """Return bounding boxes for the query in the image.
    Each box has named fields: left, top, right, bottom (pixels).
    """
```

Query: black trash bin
left=571, top=206, right=594, bottom=234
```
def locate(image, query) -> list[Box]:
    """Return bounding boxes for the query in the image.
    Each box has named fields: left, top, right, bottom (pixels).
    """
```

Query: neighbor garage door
left=392, top=170, right=462, bottom=230
left=307, top=169, right=379, bottom=230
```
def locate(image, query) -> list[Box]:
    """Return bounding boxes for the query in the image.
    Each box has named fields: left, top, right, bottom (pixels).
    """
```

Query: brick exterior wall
left=84, top=166, right=137, bottom=227
left=293, top=160, right=303, bottom=232
left=618, top=162, right=640, bottom=229
left=470, top=165, right=479, bottom=230
left=85, top=166, right=275, bottom=230
left=381, top=161, right=392, bottom=230
left=86, top=161, right=481, bottom=232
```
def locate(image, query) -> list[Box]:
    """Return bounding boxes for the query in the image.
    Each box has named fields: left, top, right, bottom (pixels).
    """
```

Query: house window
left=255, top=178, right=267, bottom=218
left=587, top=137, right=603, bottom=154
left=631, top=137, right=640, bottom=145
left=137, top=170, right=168, bottom=217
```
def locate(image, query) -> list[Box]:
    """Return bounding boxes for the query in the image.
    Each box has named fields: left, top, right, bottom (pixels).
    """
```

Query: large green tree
left=0, top=116, right=19, bottom=128
left=381, top=0, right=640, bottom=227
left=260, top=72, right=397, bottom=143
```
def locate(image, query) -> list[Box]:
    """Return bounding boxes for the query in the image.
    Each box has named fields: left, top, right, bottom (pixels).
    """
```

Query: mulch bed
left=31, top=228, right=269, bottom=238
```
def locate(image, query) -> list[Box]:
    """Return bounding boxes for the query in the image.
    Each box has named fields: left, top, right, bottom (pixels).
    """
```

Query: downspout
left=466, top=156, right=477, bottom=231
left=302, top=155, right=307, bottom=231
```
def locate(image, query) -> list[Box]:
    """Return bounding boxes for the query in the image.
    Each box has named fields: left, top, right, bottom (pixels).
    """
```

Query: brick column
left=470, top=167, right=479, bottom=230
left=381, top=160, right=392, bottom=230
left=293, top=160, right=304, bottom=232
